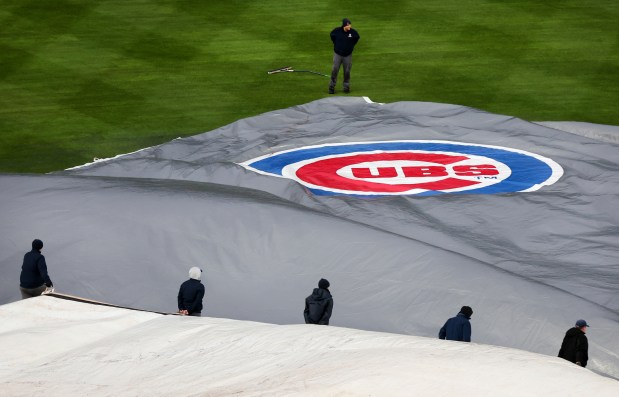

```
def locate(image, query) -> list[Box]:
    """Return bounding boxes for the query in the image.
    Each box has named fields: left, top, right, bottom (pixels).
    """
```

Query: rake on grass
left=267, top=66, right=328, bottom=77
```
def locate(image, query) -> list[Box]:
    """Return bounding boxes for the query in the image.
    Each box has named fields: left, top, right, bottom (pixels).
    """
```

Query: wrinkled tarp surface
left=1, top=97, right=617, bottom=377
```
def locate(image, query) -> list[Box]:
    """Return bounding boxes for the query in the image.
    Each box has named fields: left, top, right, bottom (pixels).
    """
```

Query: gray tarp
left=1, top=97, right=617, bottom=377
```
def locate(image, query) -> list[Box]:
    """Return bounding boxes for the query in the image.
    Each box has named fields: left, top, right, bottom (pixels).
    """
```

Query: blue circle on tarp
left=242, top=141, right=563, bottom=196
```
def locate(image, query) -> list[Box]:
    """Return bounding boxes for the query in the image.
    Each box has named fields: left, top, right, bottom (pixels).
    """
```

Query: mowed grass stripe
left=0, top=0, right=617, bottom=172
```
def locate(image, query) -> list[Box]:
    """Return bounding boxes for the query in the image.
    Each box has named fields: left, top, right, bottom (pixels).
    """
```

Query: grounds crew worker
left=439, top=306, right=474, bottom=342
left=304, top=278, right=334, bottom=325
left=329, top=18, right=360, bottom=94
left=558, top=319, right=589, bottom=367
left=20, top=239, right=53, bottom=299
left=178, top=267, right=205, bottom=316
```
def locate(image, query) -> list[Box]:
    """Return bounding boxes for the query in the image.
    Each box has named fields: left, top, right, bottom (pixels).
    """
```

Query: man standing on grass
left=329, top=18, right=360, bottom=94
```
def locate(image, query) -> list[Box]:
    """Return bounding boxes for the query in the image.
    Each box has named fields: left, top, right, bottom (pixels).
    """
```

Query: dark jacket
left=330, top=27, right=360, bottom=57
left=304, top=288, right=333, bottom=325
left=20, top=249, right=53, bottom=288
left=439, top=313, right=472, bottom=342
left=177, top=279, right=205, bottom=315
left=558, top=327, right=588, bottom=367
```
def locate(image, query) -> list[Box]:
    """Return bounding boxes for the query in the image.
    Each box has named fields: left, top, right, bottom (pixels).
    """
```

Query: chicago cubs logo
left=240, top=141, right=563, bottom=196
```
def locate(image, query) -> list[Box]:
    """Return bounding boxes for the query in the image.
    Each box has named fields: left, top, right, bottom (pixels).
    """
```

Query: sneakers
left=328, top=88, right=335, bottom=94
left=343, top=88, right=350, bottom=94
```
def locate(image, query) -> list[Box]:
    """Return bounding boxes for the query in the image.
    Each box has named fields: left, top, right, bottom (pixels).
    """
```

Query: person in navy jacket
left=329, top=18, right=360, bottom=94
left=177, top=267, right=205, bottom=316
left=439, top=306, right=473, bottom=342
left=20, top=239, right=53, bottom=299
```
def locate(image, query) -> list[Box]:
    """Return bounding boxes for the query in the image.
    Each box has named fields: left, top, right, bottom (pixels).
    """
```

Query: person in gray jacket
left=304, top=278, right=334, bottom=325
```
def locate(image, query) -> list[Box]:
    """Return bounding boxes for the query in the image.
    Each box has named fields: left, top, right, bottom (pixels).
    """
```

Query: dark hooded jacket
left=330, top=26, right=360, bottom=57
left=177, top=278, right=205, bottom=315
left=558, top=327, right=588, bottom=367
left=439, top=313, right=472, bottom=342
left=304, top=288, right=333, bottom=325
left=20, top=249, right=53, bottom=289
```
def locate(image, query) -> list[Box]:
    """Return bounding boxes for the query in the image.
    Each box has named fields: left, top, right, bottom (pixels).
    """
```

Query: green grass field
left=1, top=1, right=618, bottom=173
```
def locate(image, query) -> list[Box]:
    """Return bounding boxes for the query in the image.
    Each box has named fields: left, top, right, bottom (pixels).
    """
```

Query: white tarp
left=0, top=297, right=617, bottom=396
